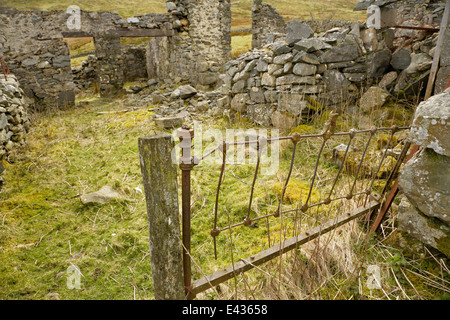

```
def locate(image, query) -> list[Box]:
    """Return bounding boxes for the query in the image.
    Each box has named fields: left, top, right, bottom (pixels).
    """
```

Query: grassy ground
left=0, top=85, right=448, bottom=300
left=2, top=0, right=168, bottom=18
left=0, top=95, right=158, bottom=299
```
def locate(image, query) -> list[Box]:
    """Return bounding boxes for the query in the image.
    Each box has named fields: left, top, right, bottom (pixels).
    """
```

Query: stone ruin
left=1, top=0, right=448, bottom=114
left=0, top=0, right=232, bottom=109
left=220, top=0, right=448, bottom=130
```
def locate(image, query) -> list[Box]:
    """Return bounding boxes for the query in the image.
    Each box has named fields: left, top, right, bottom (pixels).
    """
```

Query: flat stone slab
left=359, top=86, right=390, bottom=112
left=286, top=20, right=314, bottom=45
left=154, top=115, right=184, bottom=129
left=80, top=186, right=123, bottom=205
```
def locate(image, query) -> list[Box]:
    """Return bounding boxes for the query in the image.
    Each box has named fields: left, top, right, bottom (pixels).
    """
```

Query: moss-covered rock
left=399, top=148, right=450, bottom=225
left=397, top=197, right=450, bottom=258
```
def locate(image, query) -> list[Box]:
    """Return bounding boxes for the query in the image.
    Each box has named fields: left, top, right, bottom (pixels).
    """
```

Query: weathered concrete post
left=138, top=133, right=185, bottom=300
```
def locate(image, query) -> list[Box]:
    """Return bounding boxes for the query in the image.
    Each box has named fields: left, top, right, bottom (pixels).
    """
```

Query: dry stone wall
left=219, top=23, right=397, bottom=129
left=353, top=0, right=448, bottom=95
left=0, top=74, right=30, bottom=186
left=179, top=0, right=232, bottom=66
left=121, top=45, right=148, bottom=82
left=94, top=33, right=124, bottom=97
left=72, top=55, right=97, bottom=92
left=218, top=0, right=446, bottom=131
left=1, top=0, right=234, bottom=108
left=251, top=0, right=356, bottom=49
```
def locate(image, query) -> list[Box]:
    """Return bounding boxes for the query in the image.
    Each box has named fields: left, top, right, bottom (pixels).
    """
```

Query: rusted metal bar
left=349, top=128, right=376, bottom=197
left=370, top=144, right=419, bottom=233
left=211, top=142, right=227, bottom=259
left=191, top=200, right=380, bottom=295
left=381, top=141, right=412, bottom=196
left=203, top=125, right=412, bottom=236
left=305, top=190, right=368, bottom=210
left=393, top=25, right=440, bottom=32
left=302, top=140, right=325, bottom=213
left=368, top=126, right=397, bottom=189
left=370, top=6, right=448, bottom=230
left=245, top=137, right=262, bottom=225
left=445, top=76, right=450, bottom=91
left=181, top=167, right=192, bottom=298
left=368, top=141, right=411, bottom=232
left=176, top=125, right=195, bottom=298
left=197, top=127, right=410, bottom=163
left=274, top=133, right=300, bottom=218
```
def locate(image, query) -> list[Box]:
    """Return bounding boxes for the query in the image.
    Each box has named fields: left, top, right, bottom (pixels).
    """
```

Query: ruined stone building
left=0, top=0, right=233, bottom=109
left=1, top=0, right=448, bottom=112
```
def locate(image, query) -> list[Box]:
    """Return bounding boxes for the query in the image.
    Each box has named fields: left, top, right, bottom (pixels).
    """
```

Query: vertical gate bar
left=368, top=126, right=397, bottom=191
left=327, top=131, right=355, bottom=201
left=181, top=166, right=194, bottom=298
left=275, top=134, right=299, bottom=217
left=176, top=126, right=195, bottom=299
left=301, top=112, right=338, bottom=212
left=370, top=144, right=419, bottom=233
left=211, top=141, right=227, bottom=259
left=349, top=129, right=375, bottom=197
left=245, top=137, right=261, bottom=224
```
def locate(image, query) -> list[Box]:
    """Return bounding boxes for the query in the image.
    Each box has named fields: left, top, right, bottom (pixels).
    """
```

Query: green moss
left=290, top=124, right=315, bottom=135
left=376, top=134, right=398, bottom=150
left=272, top=178, right=321, bottom=205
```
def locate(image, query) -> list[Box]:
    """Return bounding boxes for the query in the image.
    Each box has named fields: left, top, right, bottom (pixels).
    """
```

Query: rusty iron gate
left=173, top=112, right=411, bottom=299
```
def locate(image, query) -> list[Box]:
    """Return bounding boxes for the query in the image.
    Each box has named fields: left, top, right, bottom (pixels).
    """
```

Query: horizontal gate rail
left=191, top=200, right=380, bottom=296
